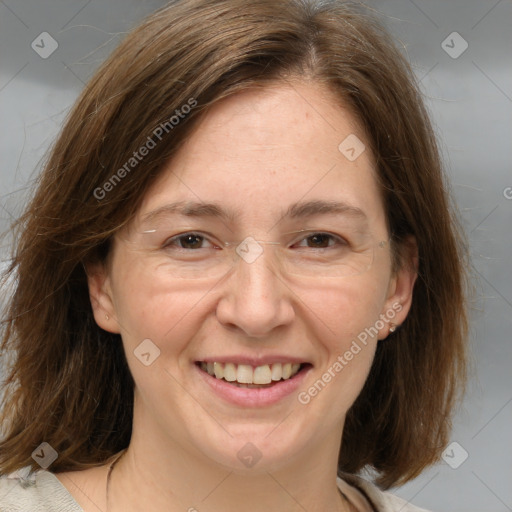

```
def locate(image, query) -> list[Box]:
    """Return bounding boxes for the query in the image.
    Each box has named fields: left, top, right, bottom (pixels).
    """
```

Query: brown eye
left=164, top=232, right=212, bottom=250
left=306, top=234, right=332, bottom=248
left=293, top=232, right=344, bottom=249
left=178, top=234, right=204, bottom=249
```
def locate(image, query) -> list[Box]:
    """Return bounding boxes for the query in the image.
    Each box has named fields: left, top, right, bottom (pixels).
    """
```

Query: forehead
left=135, top=81, right=386, bottom=232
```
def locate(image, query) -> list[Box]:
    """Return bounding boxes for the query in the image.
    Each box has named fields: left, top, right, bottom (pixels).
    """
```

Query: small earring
left=389, top=323, right=397, bottom=333
left=105, top=314, right=109, bottom=320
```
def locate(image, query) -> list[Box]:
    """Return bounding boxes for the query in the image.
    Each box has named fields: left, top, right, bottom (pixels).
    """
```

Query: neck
left=107, top=424, right=351, bottom=512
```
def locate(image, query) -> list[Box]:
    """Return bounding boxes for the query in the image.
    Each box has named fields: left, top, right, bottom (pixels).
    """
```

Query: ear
left=84, top=261, right=120, bottom=334
left=378, top=235, right=418, bottom=340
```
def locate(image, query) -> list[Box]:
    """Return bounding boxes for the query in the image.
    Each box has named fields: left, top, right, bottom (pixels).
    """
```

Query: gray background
left=0, top=1, right=511, bottom=511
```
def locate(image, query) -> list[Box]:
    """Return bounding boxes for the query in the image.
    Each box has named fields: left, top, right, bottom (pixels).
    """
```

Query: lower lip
left=194, top=363, right=312, bottom=407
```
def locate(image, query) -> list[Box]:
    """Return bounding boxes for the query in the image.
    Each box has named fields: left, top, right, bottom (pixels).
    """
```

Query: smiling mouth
left=196, top=361, right=310, bottom=388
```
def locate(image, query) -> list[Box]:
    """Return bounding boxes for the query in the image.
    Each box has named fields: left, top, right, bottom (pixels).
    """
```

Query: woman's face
left=89, top=81, right=415, bottom=474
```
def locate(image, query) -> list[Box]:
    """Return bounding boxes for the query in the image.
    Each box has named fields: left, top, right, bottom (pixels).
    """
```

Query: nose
left=215, top=243, right=295, bottom=338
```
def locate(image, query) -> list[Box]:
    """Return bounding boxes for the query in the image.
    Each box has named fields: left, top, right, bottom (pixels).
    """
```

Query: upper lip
left=196, top=355, right=311, bottom=366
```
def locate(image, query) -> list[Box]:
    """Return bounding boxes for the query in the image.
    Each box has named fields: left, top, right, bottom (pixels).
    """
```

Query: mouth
left=195, top=361, right=311, bottom=389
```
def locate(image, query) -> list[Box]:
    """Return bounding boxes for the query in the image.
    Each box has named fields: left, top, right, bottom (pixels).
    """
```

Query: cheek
left=298, top=275, right=387, bottom=393
left=299, top=274, right=387, bottom=345
left=298, top=283, right=383, bottom=421
left=110, top=260, right=209, bottom=357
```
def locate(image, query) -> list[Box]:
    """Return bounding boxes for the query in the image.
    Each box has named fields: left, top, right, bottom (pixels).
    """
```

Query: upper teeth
left=200, top=362, right=301, bottom=385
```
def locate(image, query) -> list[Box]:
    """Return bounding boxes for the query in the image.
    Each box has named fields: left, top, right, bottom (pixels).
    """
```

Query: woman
left=0, top=0, right=468, bottom=510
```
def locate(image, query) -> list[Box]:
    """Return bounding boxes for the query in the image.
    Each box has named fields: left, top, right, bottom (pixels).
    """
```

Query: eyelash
left=162, top=231, right=348, bottom=251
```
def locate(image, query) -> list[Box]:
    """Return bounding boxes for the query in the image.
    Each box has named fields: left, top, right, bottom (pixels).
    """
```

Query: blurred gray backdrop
left=0, top=1, right=511, bottom=511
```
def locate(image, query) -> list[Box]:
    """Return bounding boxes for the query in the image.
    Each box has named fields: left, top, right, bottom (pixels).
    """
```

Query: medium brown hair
left=0, top=0, right=468, bottom=489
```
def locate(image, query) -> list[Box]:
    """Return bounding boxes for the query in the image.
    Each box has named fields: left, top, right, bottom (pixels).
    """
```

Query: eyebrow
left=140, top=199, right=368, bottom=225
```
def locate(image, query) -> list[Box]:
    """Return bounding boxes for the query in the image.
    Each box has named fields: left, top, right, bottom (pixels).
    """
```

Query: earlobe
left=84, top=261, right=120, bottom=334
left=379, top=236, right=418, bottom=339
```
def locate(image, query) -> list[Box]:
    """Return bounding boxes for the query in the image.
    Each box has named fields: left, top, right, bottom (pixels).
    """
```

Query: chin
left=192, top=423, right=310, bottom=475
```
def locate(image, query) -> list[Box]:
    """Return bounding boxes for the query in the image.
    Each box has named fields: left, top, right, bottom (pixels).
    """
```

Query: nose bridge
left=216, top=238, right=294, bottom=337
left=233, top=236, right=279, bottom=265
left=232, top=237, right=285, bottom=301
left=231, top=237, right=289, bottom=289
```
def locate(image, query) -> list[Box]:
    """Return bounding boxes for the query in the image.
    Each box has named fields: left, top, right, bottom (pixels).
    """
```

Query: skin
left=56, top=80, right=417, bottom=512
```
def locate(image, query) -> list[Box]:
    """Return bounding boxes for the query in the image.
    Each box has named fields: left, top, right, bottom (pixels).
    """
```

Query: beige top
left=0, top=467, right=431, bottom=511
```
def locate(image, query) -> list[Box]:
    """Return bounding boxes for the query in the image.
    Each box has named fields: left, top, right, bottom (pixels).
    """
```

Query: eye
left=292, top=232, right=347, bottom=249
left=163, top=232, right=215, bottom=250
